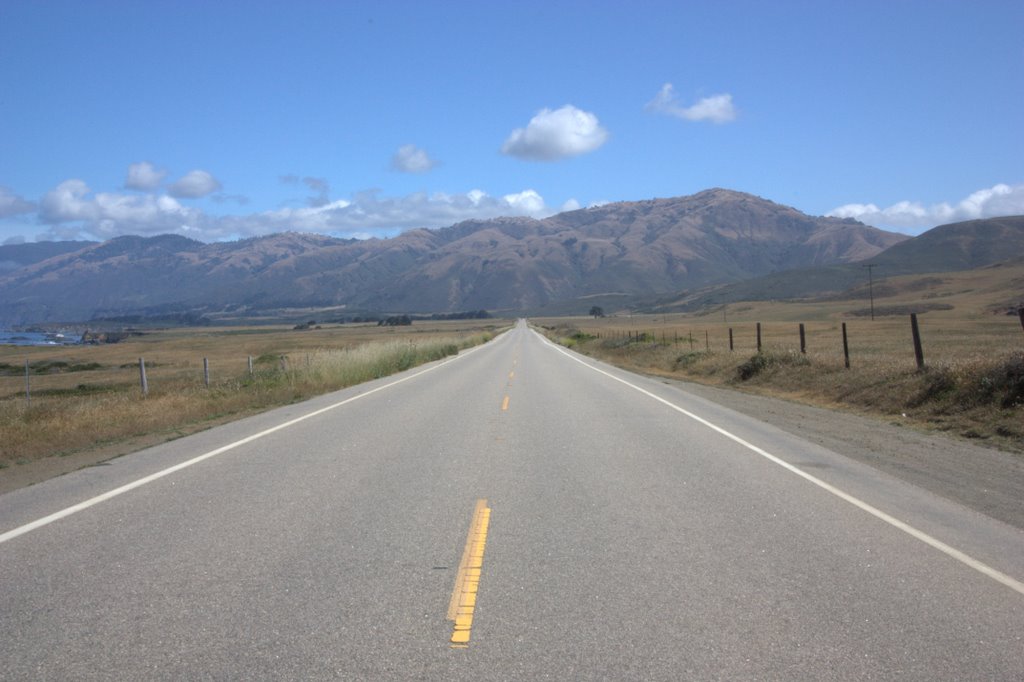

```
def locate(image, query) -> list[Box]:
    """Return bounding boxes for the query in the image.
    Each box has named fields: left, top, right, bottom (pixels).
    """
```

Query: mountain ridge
left=0, top=240, right=98, bottom=275
left=650, top=214, right=1024, bottom=312
left=0, top=189, right=908, bottom=324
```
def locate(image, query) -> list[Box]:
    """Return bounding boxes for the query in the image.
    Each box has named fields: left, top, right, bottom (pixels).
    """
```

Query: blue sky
left=1, top=0, right=1022, bottom=244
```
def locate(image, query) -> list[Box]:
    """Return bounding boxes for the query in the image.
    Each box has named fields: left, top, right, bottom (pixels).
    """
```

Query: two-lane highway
left=1, top=321, right=1021, bottom=679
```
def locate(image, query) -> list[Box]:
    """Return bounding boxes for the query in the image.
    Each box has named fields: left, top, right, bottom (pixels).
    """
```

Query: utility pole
left=862, top=264, right=878, bottom=320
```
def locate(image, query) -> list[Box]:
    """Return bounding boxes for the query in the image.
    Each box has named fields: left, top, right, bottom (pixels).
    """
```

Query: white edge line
left=0, top=341, right=492, bottom=546
left=536, top=331, right=1024, bottom=597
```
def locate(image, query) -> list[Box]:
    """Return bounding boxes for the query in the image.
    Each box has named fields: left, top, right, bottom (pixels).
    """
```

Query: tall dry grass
left=0, top=331, right=495, bottom=466
left=540, top=319, right=1024, bottom=453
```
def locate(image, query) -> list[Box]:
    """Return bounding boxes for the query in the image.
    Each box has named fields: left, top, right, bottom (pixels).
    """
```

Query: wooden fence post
left=910, top=314, right=925, bottom=370
left=24, top=359, right=30, bottom=406
left=705, top=330, right=709, bottom=351
left=203, top=357, right=210, bottom=387
left=729, top=328, right=734, bottom=351
left=1018, top=307, right=1024, bottom=333
left=842, top=322, right=850, bottom=369
left=248, top=355, right=254, bottom=376
left=139, top=357, right=148, bottom=396
left=756, top=323, right=762, bottom=352
left=799, top=323, right=806, bottom=354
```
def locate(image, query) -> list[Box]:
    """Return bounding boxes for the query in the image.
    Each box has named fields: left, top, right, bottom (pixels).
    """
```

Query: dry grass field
left=536, top=265, right=1024, bottom=454
left=0, top=319, right=508, bottom=473
left=2, top=261, right=1021, bottom=487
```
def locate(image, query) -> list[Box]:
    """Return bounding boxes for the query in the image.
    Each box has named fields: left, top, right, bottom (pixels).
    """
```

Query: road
left=1, top=320, right=1022, bottom=679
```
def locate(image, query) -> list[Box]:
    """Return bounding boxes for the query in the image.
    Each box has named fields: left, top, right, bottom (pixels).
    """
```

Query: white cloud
left=391, top=144, right=438, bottom=173
left=646, top=83, right=737, bottom=124
left=168, top=170, right=222, bottom=198
left=501, top=105, right=609, bottom=161
left=33, top=178, right=560, bottom=242
left=501, top=189, right=546, bottom=214
left=244, top=198, right=354, bottom=233
left=39, top=179, right=202, bottom=239
left=124, top=161, right=167, bottom=190
left=39, top=180, right=96, bottom=223
left=201, top=189, right=556, bottom=241
left=0, top=186, right=35, bottom=218
left=561, top=198, right=581, bottom=212
left=828, top=183, right=1024, bottom=231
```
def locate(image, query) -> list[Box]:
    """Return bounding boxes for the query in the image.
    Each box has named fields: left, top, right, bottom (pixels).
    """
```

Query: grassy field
left=0, top=319, right=508, bottom=469
left=535, top=266, right=1024, bottom=454
left=2, top=262, right=1022, bottom=477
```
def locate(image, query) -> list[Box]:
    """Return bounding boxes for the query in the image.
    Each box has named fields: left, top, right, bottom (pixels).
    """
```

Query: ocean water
left=0, top=330, right=80, bottom=346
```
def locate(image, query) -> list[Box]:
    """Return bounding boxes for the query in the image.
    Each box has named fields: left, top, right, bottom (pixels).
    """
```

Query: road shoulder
left=660, top=377, right=1024, bottom=530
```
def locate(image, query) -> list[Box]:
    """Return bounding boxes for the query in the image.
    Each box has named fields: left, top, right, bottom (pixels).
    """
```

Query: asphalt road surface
left=1, top=321, right=1022, bottom=680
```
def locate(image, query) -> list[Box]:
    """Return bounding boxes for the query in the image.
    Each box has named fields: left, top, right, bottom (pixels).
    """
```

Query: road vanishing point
left=1, top=321, right=1022, bottom=679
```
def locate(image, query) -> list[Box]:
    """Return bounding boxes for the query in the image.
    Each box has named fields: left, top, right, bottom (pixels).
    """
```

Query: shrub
left=600, top=337, right=632, bottom=350
left=737, top=353, right=773, bottom=381
left=907, top=367, right=957, bottom=408
left=674, top=351, right=711, bottom=369
left=736, top=349, right=810, bottom=381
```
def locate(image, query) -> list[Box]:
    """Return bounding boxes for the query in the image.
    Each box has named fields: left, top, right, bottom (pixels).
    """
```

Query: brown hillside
left=0, top=189, right=906, bottom=323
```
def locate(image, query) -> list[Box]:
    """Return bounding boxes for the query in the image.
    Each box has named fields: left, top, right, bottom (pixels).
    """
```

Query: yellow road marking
left=501, top=395, right=510, bottom=411
left=509, top=371, right=515, bottom=379
left=448, top=499, right=492, bottom=647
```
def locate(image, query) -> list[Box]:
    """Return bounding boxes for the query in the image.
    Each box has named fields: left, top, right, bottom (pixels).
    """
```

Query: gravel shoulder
left=662, top=377, right=1024, bottom=530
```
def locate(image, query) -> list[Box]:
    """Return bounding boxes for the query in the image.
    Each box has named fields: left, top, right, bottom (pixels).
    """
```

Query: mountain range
left=660, top=214, right=1024, bottom=311
left=0, top=187, right=993, bottom=325
left=0, top=240, right=95, bottom=276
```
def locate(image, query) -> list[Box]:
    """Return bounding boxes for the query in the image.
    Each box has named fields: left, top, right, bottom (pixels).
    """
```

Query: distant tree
left=589, top=306, right=605, bottom=318
left=427, top=310, right=491, bottom=320
left=378, top=315, right=412, bottom=326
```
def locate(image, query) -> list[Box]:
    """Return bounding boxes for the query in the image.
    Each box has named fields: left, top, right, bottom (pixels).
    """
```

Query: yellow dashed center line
left=448, top=499, right=492, bottom=648
left=501, top=395, right=510, bottom=411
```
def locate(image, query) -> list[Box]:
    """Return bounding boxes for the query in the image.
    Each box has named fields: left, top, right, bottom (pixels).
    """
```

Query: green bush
left=736, top=350, right=810, bottom=381
left=674, top=351, right=711, bottom=369
left=1, top=360, right=106, bottom=375
left=907, top=367, right=957, bottom=408
left=737, top=353, right=773, bottom=381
